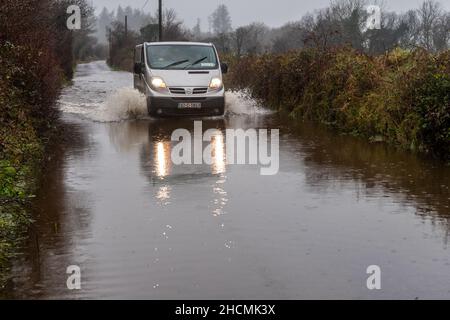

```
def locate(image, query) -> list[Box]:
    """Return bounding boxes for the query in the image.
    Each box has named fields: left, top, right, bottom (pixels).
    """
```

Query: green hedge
left=0, top=41, right=62, bottom=288
left=228, top=48, right=450, bottom=159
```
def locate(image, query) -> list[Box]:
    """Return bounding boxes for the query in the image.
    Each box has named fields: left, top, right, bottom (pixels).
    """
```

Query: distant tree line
left=102, top=0, right=449, bottom=71
left=96, top=5, right=154, bottom=44
left=198, top=0, right=449, bottom=55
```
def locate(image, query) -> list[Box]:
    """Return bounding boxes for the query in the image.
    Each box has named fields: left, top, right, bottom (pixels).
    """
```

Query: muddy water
left=3, top=61, right=450, bottom=299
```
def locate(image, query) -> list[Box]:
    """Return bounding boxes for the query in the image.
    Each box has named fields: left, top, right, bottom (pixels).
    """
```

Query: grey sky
left=91, top=0, right=450, bottom=29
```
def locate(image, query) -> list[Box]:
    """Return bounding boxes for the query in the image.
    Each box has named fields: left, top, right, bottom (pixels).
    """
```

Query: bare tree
left=162, top=8, right=189, bottom=41
left=417, top=0, right=442, bottom=51
left=272, top=23, right=307, bottom=53
left=233, top=23, right=269, bottom=56
left=398, top=10, right=420, bottom=49
left=363, top=11, right=412, bottom=54
left=192, top=18, right=202, bottom=39
left=96, top=7, right=115, bottom=44
left=210, top=4, right=232, bottom=35
left=432, top=11, right=450, bottom=51
left=234, top=26, right=248, bottom=56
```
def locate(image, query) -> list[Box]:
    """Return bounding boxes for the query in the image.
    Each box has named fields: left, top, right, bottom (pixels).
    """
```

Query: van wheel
left=147, top=97, right=158, bottom=117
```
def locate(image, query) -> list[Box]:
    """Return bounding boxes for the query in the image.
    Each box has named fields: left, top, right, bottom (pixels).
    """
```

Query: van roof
left=144, top=41, right=213, bottom=47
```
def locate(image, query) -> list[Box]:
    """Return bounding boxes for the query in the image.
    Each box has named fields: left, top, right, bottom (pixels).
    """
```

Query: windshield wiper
left=162, top=59, right=189, bottom=69
left=184, top=57, right=208, bottom=69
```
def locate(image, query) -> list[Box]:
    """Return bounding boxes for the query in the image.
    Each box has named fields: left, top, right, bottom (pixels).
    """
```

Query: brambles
left=228, top=47, right=450, bottom=160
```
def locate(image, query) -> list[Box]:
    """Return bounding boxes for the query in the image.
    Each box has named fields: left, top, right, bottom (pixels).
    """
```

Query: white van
left=134, top=42, right=228, bottom=117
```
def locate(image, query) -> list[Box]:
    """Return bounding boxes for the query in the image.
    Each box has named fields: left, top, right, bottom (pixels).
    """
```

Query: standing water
left=3, top=61, right=450, bottom=299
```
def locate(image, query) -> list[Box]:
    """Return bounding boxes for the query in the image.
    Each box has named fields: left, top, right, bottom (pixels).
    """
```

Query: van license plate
left=178, top=102, right=201, bottom=109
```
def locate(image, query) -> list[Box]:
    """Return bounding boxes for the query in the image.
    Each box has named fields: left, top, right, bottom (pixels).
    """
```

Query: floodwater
left=3, top=61, right=450, bottom=299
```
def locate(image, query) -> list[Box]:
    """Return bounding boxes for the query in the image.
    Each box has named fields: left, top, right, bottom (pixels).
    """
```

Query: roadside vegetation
left=221, top=0, right=450, bottom=160
left=0, top=0, right=102, bottom=288
left=227, top=47, right=450, bottom=159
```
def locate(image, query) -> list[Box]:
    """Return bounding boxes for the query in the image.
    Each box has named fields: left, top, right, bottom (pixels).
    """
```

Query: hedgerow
left=228, top=47, right=450, bottom=160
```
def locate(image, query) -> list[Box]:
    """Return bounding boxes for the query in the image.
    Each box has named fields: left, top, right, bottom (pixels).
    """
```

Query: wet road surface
left=3, top=61, right=450, bottom=299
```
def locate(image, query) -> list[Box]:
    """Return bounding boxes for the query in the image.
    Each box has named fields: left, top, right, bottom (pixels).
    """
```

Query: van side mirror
left=221, top=62, right=229, bottom=74
left=134, top=62, right=143, bottom=74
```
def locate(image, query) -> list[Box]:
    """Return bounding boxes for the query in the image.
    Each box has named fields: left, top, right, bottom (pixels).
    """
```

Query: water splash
left=60, top=87, right=148, bottom=122
left=97, top=88, right=148, bottom=122
left=61, top=88, right=267, bottom=122
left=225, top=91, right=272, bottom=116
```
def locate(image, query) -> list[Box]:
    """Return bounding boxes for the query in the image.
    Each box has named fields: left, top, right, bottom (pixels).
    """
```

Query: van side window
left=141, top=46, right=145, bottom=64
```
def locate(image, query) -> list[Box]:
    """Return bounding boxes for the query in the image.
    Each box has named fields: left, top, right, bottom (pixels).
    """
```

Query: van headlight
left=151, top=77, right=167, bottom=89
left=209, top=77, right=223, bottom=90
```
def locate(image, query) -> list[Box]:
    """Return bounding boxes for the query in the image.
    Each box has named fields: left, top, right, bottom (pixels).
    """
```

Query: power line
left=142, top=0, right=150, bottom=11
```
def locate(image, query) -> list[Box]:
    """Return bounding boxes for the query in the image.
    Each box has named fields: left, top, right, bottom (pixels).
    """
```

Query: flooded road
left=4, top=61, right=450, bottom=299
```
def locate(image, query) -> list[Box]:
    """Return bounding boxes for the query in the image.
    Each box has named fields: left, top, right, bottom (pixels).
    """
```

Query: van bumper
left=147, top=96, right=225, bottom=117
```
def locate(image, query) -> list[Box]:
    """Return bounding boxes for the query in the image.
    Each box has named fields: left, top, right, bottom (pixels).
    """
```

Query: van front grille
left=169, top=87, right=186, bottom=95
left=169, top=87, right=209, bottom=95
left=193, top=87, right=208, bottom=94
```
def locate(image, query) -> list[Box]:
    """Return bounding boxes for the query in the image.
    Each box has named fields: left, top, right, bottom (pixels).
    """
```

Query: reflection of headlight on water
left=153, top=133, right=225, bottom=177
left=212, top=133, right=226, bottom=174
left=157, top=185, right=171, bottom=202
left=155, top=141, right=170, bottom=178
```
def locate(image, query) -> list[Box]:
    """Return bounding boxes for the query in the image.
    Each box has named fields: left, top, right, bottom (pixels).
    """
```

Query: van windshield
left=147, top=45, right=218, bottom=70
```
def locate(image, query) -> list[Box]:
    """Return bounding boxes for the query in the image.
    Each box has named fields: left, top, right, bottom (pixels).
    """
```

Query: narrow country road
left=4, top=61, right=450, bottom=299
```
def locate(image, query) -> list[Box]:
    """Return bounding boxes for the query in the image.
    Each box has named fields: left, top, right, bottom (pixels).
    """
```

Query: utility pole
left=108, top=28, right=112, bottom=64
left=158, top=0, right=163, bottom=41
left=125, top=15, right=128, bottom=39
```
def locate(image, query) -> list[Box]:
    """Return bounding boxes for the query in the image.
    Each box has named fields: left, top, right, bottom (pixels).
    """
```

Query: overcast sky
left=91, top=0, right=450, bottom=29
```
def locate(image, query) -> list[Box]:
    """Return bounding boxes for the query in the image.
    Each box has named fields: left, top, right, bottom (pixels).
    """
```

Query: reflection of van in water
left=134, top=42, right=228, bottom=117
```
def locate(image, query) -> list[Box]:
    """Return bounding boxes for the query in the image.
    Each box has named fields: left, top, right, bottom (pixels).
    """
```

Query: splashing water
left=225, top=91, right=272, bottom=116
left=95, top=89, right=266, bottom=122
left=60, top=87, right=148, bottom=122
left=62, top=88, right=267, bottom=122
left=94, top=88, right=148, bottom=122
